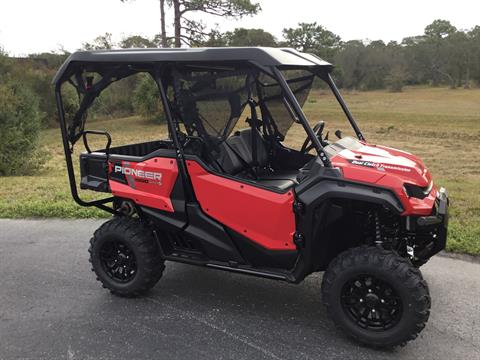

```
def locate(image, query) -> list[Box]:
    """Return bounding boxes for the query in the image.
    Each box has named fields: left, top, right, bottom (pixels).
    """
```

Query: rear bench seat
left=214, top=129, right=299, bottom=190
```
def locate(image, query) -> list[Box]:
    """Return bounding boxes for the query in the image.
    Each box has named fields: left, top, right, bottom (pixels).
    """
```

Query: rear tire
left=321, top=246, right=430, bottom=348
left=89, top=216, right=165, bottom=297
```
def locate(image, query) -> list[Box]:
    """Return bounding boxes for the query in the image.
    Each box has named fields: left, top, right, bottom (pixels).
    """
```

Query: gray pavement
left=0, top=219, right=479, bottom=360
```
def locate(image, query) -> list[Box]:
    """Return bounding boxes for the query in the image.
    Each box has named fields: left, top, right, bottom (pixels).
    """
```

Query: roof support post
left=272, top=67, right=332, bottom=168
left=325, top=73, right=365, bottom=141
left=153, top=66, right=197, bottom=203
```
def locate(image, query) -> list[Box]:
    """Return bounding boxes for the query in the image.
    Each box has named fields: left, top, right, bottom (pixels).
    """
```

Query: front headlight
left=404, top=181, right=433, bottom=199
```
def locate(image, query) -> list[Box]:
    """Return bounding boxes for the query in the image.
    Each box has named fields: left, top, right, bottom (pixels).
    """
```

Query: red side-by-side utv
left=53, top=48, right=448, bottom=347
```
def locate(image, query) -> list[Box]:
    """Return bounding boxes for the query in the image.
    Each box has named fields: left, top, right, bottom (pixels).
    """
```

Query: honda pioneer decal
left=114, top=165, right=163, bottom=185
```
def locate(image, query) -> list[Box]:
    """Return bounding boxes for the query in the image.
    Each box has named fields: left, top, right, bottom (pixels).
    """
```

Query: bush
left=60, top=82, right=80, bottom=123
left=16, top=68, right=56, bottom=126
left=0, top=82, right=43, bottom=176
left=133, top=74, right=166, bottom=123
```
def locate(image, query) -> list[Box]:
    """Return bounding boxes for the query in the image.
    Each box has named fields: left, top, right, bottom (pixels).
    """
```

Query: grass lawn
left=1, top=86, right=479, bottom=255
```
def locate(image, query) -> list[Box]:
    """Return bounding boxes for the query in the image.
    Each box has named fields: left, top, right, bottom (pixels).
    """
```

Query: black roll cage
left=54, top=60, right=364, bottom=213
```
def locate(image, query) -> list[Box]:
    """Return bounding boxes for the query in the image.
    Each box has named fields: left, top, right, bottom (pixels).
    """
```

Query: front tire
left=89, top=216, right=165, bottom=297
left=321, top=246, right=430, bottom=348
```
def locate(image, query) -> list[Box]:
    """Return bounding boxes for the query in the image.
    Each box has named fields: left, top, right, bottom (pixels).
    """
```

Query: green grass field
left=1, top=86, right=479, bottom=255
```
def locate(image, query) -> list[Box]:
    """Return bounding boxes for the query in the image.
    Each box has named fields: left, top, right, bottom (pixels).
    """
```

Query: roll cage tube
left=325, top=73, right=365, bottom=141
left=55, top=85, right=117, bottom=214
left=153, top=66, right=197, bottom=204
left=272, top=67, right=332, bottom=167
left=55, top=66, right=191, bottom=214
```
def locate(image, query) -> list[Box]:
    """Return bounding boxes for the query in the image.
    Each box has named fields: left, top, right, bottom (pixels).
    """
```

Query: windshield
left=256, top=69, right=314, bottom=138
left=270, top=68, right=360, bottom=153
left=172, top=65, right=359, bottom=156
left=172, top=66, right=319, bottom=147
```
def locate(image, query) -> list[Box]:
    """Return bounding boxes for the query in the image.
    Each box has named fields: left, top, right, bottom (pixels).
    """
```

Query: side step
left=206, top=263, right=294, bottom=281
left=154, top=230, right=296, bottom=283
left=160, top=252, right=296, bottom=282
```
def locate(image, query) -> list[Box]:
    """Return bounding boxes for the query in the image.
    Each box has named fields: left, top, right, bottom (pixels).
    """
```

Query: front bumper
left=416, top=187, right=449, bottom=256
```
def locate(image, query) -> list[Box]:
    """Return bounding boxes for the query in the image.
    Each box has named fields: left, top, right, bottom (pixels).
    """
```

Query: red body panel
left=186, top=160, right=296, bottom=250
left=109, top=157, right=178, bottom=212
left=331, top=141, right=437, bottom=216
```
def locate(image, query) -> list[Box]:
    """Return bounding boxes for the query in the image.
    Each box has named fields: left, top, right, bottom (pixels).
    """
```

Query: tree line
left=4, top=16, right=480, bottom=126
left=1, top=15, right=480, bottom=175
left=115, top=0, right=480, bottom=90
left=84, top=19, right=480, bottom=91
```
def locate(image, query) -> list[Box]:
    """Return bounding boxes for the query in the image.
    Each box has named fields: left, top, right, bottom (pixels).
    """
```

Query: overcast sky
left=0, top=0, right=479, bottom=56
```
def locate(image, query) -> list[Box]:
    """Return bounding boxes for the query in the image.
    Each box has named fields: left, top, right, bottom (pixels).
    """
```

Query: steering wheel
left=301, top=121, right=327, bottom=154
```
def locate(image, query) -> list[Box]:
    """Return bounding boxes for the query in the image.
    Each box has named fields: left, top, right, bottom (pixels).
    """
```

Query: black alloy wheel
left=341, top=274, right=402, bottom=331
left=99, top=240, right=137, bottom=283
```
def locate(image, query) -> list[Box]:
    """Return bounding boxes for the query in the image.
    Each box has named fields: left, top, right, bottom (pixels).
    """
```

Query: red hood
left=332, top=142, right=431, bottom=187
left=328, top=137, right=436, bottom=215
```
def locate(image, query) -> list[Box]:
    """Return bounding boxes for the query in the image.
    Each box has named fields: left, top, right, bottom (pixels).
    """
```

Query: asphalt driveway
left=0, top=219, right=479, bottom=360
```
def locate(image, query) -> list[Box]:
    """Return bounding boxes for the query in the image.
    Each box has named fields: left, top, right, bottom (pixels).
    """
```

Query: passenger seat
left=214, top=129, right=298, bottom=190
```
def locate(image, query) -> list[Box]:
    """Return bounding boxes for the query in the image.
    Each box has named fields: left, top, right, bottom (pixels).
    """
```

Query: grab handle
left=82, top=130, right=112, bottom=155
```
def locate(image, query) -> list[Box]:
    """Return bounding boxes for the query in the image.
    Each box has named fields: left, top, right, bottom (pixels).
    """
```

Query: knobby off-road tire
left=89, top=216, right=165, bottom=297
left=321, top=246, right=430, bottom=348
left=412, top=257, right=429, bottom=268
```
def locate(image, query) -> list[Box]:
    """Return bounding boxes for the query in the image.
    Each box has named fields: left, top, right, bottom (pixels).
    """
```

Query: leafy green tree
left=83, top=33, right=115, bottom=50
left=422, top=20, right=458, bottom=87
left=282, top=22, right=341, bottom=60
left=120, top=35, right=156, bottom=48
left=362, top=40, right=389, bottom=89
left=385, top=42, right=408, bottom=92
left=226, top=28, right=276, bottom=47
left=169, top=0, right=261, bottom=47
left=202, top=29, right=229, bottom=47
left=121, top=0, right=261, bottom=47
left=334, top=40, right=367, bottom=89
left=469, top=26, right=480, bottom=85
left=425, top=19, right=457, bottom=39
left=202, top=28, right=276, bottom=47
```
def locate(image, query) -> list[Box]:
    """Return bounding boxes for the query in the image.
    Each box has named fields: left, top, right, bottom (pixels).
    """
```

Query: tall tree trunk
left=173, top=0, right=181, bottom=48
left=160, top=0, right=167, bottom=47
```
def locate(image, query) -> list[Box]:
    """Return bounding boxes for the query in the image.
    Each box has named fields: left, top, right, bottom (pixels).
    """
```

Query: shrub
left=16, top=68, right=56, bottom=126
left=0, top=82, right=43, bottom=176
